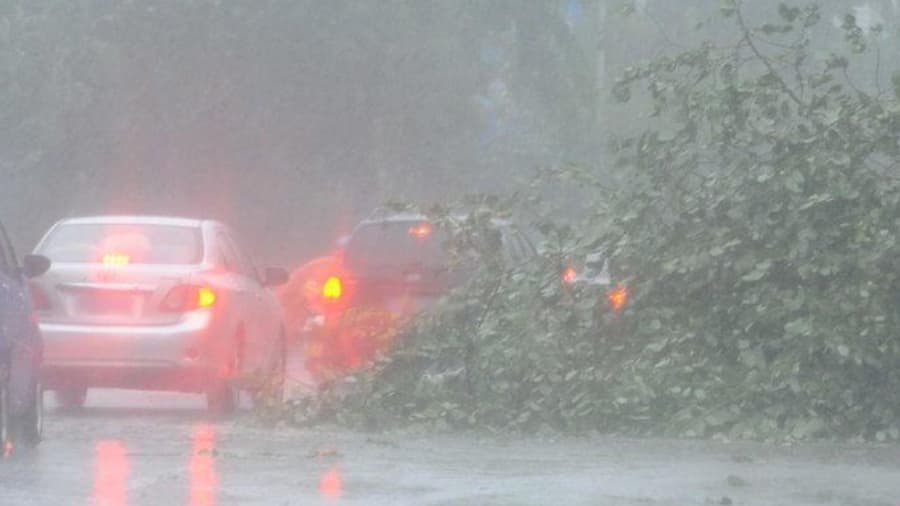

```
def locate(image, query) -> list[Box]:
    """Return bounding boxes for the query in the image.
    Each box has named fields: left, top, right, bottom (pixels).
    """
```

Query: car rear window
left=344, top=221, right=448, bottom=273
left=38, top=223, right=203, bottom=265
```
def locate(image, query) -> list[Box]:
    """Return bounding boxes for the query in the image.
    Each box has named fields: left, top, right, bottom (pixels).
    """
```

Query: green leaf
left=720, top=0, right=736, bottom=17
left=741, top=261, right=772, bottom=282
left=791, top=417, right=828, bottom=439
left=784, top=318, right=812, bottom=337
left=646, top=340, right=666, bottom=353
left=777, top=4, right=800, bottom=23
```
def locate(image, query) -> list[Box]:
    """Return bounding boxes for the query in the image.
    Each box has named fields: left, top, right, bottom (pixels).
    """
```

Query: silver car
left=30, top=216, right=288, bottom=414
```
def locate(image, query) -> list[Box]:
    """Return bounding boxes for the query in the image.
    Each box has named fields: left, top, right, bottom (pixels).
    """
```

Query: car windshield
left=38, top=223, right=202, bottom=265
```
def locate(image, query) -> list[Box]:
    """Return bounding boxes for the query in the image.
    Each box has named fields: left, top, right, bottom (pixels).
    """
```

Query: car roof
left=357, top=212, right=432, bottom=226
left=55, top=215, right=207, bottom=227
left=357, top=212, right=514, bottom=228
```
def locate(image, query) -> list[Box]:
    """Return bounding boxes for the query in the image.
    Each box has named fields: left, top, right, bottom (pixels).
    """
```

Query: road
left=1, top=351, right=898, bottom=505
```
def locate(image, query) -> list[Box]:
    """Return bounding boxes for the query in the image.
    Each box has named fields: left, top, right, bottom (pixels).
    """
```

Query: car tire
left=206, top=344, right=240, bottom=416
left=206, top=382, right=237, bottom=416
left=55, top=387, right=87, bottom=411
left=10, top=381, right=43, bottom=446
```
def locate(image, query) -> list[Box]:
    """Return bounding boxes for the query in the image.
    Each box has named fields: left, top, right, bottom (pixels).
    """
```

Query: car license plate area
left=74, top=290, right=143, bottom=317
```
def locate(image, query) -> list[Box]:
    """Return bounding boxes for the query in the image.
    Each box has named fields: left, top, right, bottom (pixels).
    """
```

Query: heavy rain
left=1, top=1, right=900, bottom=504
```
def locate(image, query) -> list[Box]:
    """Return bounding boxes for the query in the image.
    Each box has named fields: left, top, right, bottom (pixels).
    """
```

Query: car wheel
left=11, top=381, right=43, bottom=446
left=55, top=387, right=87, bottom=411
left=206, top=345, right=240, bottom=416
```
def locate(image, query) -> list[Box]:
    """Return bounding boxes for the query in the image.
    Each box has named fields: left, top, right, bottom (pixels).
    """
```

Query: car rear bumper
left=39, top=311, right=221, bottom=392
left=41, top=362, right=213, bottom=392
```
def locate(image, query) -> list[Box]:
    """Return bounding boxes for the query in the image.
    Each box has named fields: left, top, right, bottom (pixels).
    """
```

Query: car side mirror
left=263, top=266, right=289, bottom=287
left=22, top=254, right=51, bottom=279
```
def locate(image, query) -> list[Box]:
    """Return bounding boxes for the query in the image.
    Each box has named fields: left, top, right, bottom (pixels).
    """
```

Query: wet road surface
left=1, top=351, right=899, bottom=505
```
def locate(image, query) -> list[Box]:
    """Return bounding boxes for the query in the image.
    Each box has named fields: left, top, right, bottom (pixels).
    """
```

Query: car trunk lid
left=35, top=263, right=197, bottom=326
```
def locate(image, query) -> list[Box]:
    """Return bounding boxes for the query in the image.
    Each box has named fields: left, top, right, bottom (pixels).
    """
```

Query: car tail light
left=322, top=276, right=342, bottom=300
left=408, top=223, right=432, bottom=239
left=607, top=285, right=629, bottom=313
left=196, top=287, right=216, bottom=308
left=29, top=283, right=51, bottom=311
left=161, top=285, right=217, bottom=312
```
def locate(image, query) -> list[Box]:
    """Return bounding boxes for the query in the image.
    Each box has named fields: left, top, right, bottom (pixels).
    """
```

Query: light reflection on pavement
left=318, top=466, right=342, bottom=502
left=0, top=346, right=897, bottom=506
left=93, top=440, right=129, bottom=506
left=90, top=427, right=221, bottom=506
left=189, top=424, right=217, bottom=506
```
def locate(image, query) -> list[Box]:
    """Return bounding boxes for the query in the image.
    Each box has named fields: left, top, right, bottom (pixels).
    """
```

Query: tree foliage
left=283, top=2, right=900, bottom=442
left=0, top=0, right=606, bottom=261
left=601, top=0, right=900, bottom=440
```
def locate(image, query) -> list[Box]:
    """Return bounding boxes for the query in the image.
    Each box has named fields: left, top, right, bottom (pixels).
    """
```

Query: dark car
left=0, top=220, right=50, bottom=449
left=560, top=249, right=632, bottom=336
left=298, top=211, right=535, bottom=375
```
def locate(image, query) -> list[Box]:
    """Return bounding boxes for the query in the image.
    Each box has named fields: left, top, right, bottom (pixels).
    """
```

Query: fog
left=3, top=1, right=897, bottom=265
left=4, top=2, right=900, bottom=504
left=0, top=1, right=602, bottom=264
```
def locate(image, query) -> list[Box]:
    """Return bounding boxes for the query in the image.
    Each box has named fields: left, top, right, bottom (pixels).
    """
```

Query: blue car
left=0, top=221, right=50, bottom=448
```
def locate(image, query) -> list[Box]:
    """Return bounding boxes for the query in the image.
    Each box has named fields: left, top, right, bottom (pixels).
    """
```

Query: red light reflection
left=190, top=424, right=218, bottom=506
left=3, top=440, right=13, bottom=458
left=93, top=440, right=130, bottom=506
left=319, top=466, right=343, bottom=501
left=562, top=266, right=577, bottom=285
left=607, top=285, right=629, bottom=313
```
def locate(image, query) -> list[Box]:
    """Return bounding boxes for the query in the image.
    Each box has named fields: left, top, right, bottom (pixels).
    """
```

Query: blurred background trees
left=2, top=1, right=898, bottom=265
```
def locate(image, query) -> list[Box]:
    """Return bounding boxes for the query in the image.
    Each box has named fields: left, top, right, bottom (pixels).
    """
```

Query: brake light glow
left=161, top=285, right=217, bottom=312
left=607, top=285, right=629, bottom=313
left=408, top=223, right=432, bottom=239
left=197, top=287, right=216, bottom=308
left=562, top=266, right=577, bottom=285
left=102, top=253, right=130, bottom=266
left=322, top=276, right=342, bottom=300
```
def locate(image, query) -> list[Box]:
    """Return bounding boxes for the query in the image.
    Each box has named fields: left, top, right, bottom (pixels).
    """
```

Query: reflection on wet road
left=0, top=348, right=897, bottom=506
left=94, top=440, right=129, bottom=506
left=318, top=466, right=342, bottom=502
left=0, top=388, right=358, bottom=506
left=0, top=346, right=348, bottom=506
left=189, top=424, right=217, bottom=506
